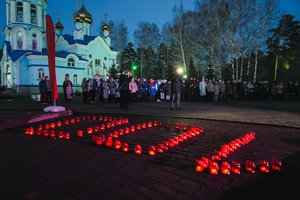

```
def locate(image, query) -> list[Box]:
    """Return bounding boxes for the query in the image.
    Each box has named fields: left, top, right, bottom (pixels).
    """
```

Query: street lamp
left=177, top=67, right=184, bottom=75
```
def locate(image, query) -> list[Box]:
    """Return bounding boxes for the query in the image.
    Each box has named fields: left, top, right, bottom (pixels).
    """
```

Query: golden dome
left=102, top=23, right=110, bottom=31
left=55, top=20, right=64, bottom=30
left=73, top=3, right=93, bottom=24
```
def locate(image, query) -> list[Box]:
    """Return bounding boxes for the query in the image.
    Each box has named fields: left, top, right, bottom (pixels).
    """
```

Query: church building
left=0, top=0, right=118, bottom=94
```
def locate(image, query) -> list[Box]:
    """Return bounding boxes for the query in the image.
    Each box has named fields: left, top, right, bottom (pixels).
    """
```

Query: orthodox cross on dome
left=76, top=1, right=81, bottom=9
left=57, top=10, right=61, bottom=21
left=104, top=12, right=108, bottom=23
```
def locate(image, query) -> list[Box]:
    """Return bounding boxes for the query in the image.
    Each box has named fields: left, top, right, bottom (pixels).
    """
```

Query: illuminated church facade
left=0, top=0, right=118, bottom=93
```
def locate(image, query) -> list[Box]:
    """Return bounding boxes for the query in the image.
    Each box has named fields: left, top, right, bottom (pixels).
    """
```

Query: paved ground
left=0, top=94, right=300, bottom=200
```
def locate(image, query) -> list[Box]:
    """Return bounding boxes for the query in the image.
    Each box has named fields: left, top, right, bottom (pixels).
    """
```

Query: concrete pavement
left=0, top=94, right=300, bottom=199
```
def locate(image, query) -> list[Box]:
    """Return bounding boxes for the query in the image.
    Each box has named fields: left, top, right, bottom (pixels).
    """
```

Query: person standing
left=45, top=76, right=52, bottom=104
left=129, top=78, right=138, bottom=102
left=148, top=79, right=157, bottom=102
left=81, top=78, right=89, bottom=103
left=63, top=74, right=72, bottom=103
left=66, top=81, right=73, bottom=103
left=94, top=76, right=101, bottom=103
left=119, top=71, right=132, bottom=109
left=214, top=81, right=220, bottom=102
left=108, top=77, right=117, bottom=103
left=170, top=76, right=182, bottom=110
left=39, top=77, right=47, bottom=104
left=102, top=77, right=109, bottom=103
left=207, top=79, right=214, bottom=101
left=219, top=80, right=225, bottom=101
left=199, top=78, right=207, bottom=101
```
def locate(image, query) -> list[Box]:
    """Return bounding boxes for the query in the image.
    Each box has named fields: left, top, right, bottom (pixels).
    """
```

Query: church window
left=6, top=64, right=11, bottom=73
left=17, top=37, right=23, bottom=50
left=73, top=74, right=78, bottom=84
left=95, top=59, right=101, bottom=66
left=68, top=58, right=75, bottom=67
left=8, top=3, right=11, bottom=23
left=30, top=4, right=37, bottom=24
left=32, top=40, right=37, bottom=51
left=38, top=68, right=44, bottom=79
left=16, top=2, right=23, bottom=22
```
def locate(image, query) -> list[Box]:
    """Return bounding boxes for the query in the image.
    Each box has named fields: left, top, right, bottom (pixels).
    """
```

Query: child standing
left=66, top=82, right=73, bottom=103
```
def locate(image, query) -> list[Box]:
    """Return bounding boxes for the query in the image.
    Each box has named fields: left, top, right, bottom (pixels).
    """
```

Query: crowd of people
left=78, top=75, right=300, bottom=107
left=36, top=72, right=299, bottom=108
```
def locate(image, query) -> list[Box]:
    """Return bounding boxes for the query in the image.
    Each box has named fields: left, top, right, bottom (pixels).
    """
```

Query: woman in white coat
left=199, top=78, right=207, bottom=101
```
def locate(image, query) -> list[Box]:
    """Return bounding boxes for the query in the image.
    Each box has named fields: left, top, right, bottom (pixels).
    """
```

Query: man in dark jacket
left=119, top=71, right=132, bottom=109
left=170, top=76, right=182, bottom=110
left=39, top=76, right=48, bottom=104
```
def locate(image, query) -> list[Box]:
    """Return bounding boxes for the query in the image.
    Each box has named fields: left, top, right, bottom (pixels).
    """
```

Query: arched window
left=6, top=64, right=11, bottom=73
left=68, top=58, right=75, bottom=67
left=38, top=68, right=44, bottom=79
left=16, top=2, right=23, bottom=22
left=8, top=3, right=11, bottom=23
left=73, top=74, right=78, bottom=84
left=30, top=4, right=37, bottom=24
left=32, top=40, right=37, bottom=51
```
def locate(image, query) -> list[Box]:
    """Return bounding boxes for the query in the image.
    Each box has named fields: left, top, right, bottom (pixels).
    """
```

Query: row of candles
left=91, top=122, right=204, bottom=156
left=24, top=116, right=130, bottom=136
left=196, top=159, right=282, bottom=174
left=24, top=115, right=130, bottom=134
left=195, top=131, right=282, bottom=174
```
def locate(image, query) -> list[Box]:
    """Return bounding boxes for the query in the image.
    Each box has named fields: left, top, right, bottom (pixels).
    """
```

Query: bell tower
left=73, top=0, right=93, bottom=40
left=4, top=0, right=48, bottom=51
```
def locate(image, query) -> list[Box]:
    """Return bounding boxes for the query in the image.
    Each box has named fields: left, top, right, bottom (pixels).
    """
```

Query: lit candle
left=56, top=121, right=62, bottom=127
left=50, top=122, right=56, bottom=128
left=105, top=137, right=113, bottom=147
left=214, top=150, right=221, bottom=161
left=148, top=145, right=156, bottom=156
left=175, top=122, right=180, bottom=130
left=50, top=130, right=56, bottom=138
left=86, top=127, right=93, bottom=134
left=122, top=143, right=129, bottom=152
left=114, top=140, right=122, bottom=150
left=134, top=144, right=142, bottom=154
left=103, top=116, right=108, bottom=121
left=64, top=119, right=69, bottom=125
left=271, top=159, right=282, bottom=171
left=64, top=132, right=70, bottom=139
left=231, top=161, right=241, bottom=174
left=43, top=130, right=49, bottom=137
left=141, top=123, right=147, bottom=129
left=156, top=143, right=164, bottom=153
left=147, top=121, right=153, bottom=128
left=136, top=124, right=141, bottom=130
left=163, top=141, right=169, bottom=150
left=153, top=121, right=158, bottom=127
left=113, top=131, right=119, bottom=138
left=221, top=161, right=231, bottom=175
left=209, top=161, right=219, bottom=175
left=44, top=124, right=50, bottom=129
left=119, top=128, right=124, bottom=136
left=195, top=160, right=205, bottom=172
left=58, top=131, right=64, bottom=139
left=124, top=127, right=130, bottom=134
left=259, top=160, right=269, bottom=173
left=182, top=124, right=188, bottom=132
left=165, top=122, right=170, bottom=129
left=245, top=160, right=256, bottom=173
left=70, top=118, right=75, bottom=123
left=130, top=125, right=135, bottom=132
